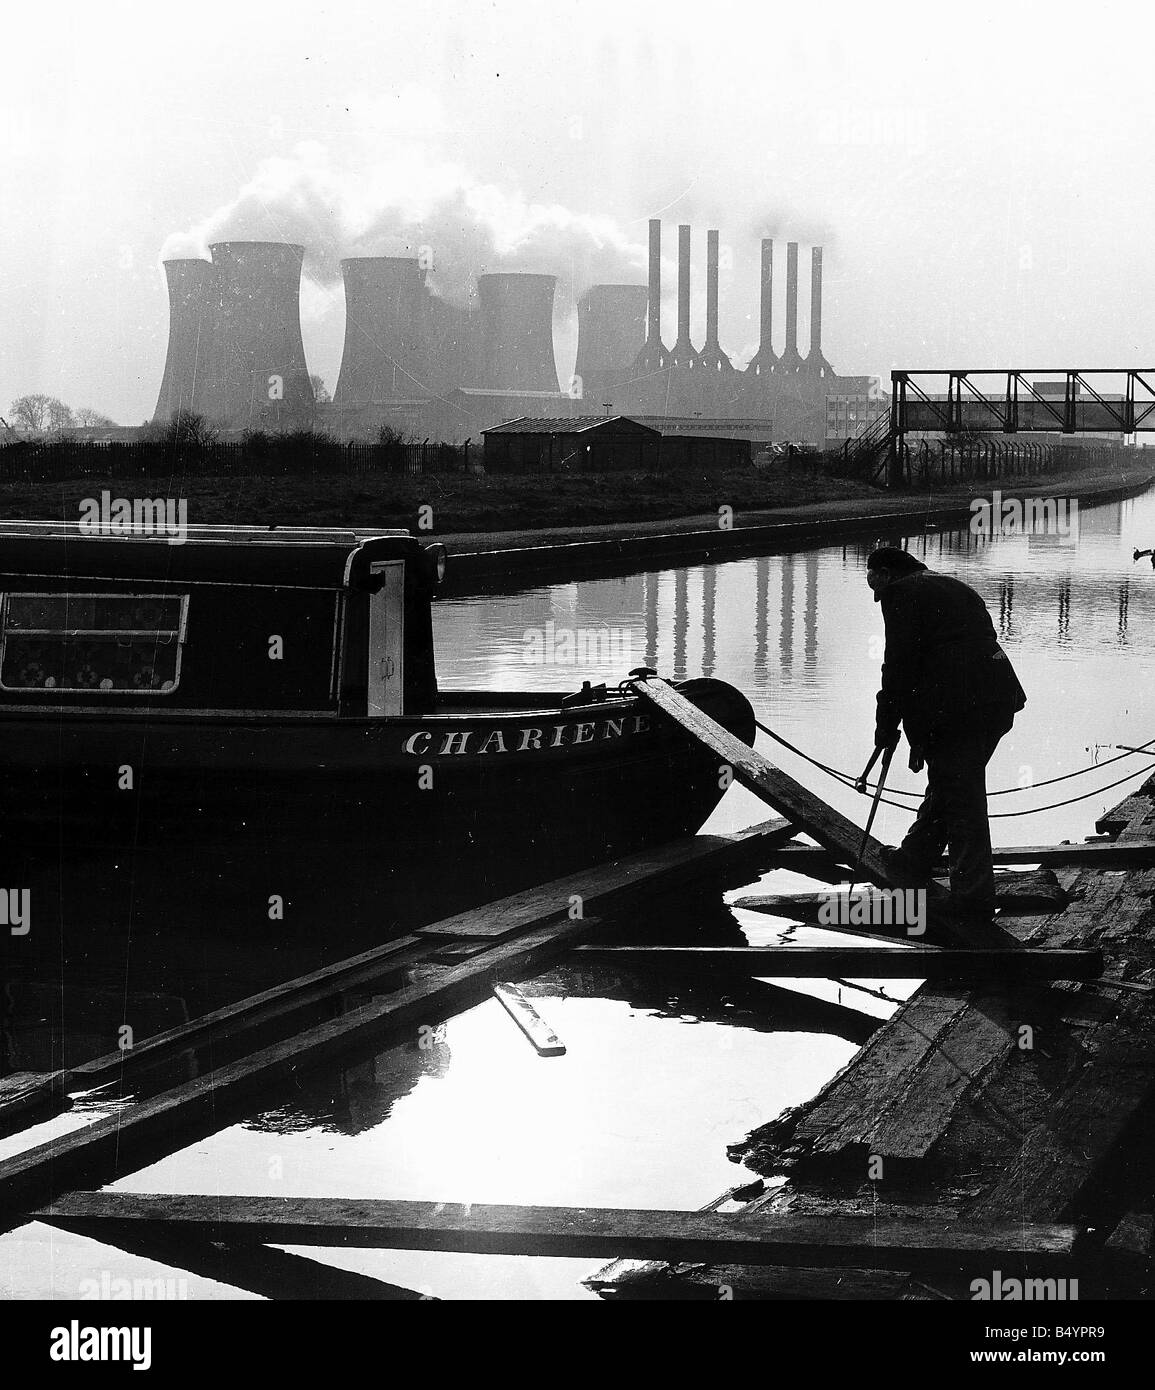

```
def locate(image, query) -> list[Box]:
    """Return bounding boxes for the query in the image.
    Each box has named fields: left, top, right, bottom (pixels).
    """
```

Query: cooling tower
left=334, top=257, right=428, bottom=405
left=805, top=246, right=830, bottom=376
left=745, top=239, right=776, bottom=379
left=698, top=230, right=732, bottom=373
left=200, top=241, right=314, bottom=426
left=779, top=241, right=804, bottom=370
left=575, top=284, right=649, bottom=378
left=474, top=272, right=560, bottom=392
left=153, top=259, right=218, bottom=422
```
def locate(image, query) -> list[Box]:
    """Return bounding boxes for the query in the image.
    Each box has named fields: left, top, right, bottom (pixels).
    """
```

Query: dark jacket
left=875, top=570, right=1026, bottom=748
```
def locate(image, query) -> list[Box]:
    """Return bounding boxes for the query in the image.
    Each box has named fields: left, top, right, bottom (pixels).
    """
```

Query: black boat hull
left=1, top=677, right=755, bottom=935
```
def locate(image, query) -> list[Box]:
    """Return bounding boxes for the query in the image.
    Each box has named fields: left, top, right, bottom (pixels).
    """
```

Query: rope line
left=751, top=718, right=1155, bottom=819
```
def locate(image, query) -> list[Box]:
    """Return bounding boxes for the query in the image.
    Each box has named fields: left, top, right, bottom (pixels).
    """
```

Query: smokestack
left=634, top=218, right=669, bottom=372
left=744, top=238, right=776, bottom=380
left=576, top=284, right=648, bottom=383
left=334, top=257, right=428, bottom=406
left=154, top=258, right=217, bottom=422
left=699, top=230, right=732, bottom=373
left=780, top=240, right=803, bottom=370
left=200, top=242, right=314, bottom=426
left=809, top=247, right=822, bottom=356
left=806, top=245, right=830, bottom=376
left=474, top=272, right=560, bottom=392
left=669, top=224, right=700, bottom=368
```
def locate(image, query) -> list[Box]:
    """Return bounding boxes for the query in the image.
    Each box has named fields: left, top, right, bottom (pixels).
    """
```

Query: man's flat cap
left=867, top=546, right=927, bottom=574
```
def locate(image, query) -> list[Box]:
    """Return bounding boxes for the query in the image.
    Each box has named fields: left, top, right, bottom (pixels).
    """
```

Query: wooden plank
left=420, top=816, right=796, bottom=938
left=767, top=839, right=1155, bottom=873
left=0, top=914, right=606, bottom=1215
left=571, top=944, right=1103, bottom=981
left=634, top=679, right=940, bottom=898
left=51, top=1226, right=431, bottom=1300
left=0, top=1073, right=66, bottom=1128
left=733, top=989, right=1006, bottom=1173
left=36, top=1192, right=1081, bottom=1272
left=633, top=680, right=1011, bottom=948
left=731, top=871, right=1067, bottom=921
left=970, top=991, right=1155, bottom=1222
left=492, top=983, right=565, bottom=1055
left=0, top=934, right=426, bottom=1130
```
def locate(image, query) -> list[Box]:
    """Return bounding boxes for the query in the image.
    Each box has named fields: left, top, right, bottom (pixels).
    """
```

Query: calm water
left=4, top=484, right=1153, bottom=1300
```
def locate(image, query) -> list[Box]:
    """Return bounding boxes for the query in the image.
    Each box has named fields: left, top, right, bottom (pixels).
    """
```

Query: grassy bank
left=0, top=460, right=1131, bottom=535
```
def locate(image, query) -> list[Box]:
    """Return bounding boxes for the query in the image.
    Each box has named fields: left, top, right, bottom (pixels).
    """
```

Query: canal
left=3, top=483, right=1154, bottom=1299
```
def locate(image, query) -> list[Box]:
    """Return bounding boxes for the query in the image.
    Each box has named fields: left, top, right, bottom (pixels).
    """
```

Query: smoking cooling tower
left=474, top=273, right=560, bottom=393
left=153, top=259, right=218, bottom=422
left=575, top=284, right=648, bottom=400
left=334, top=257, right=428, bottom=405
left=198, top=241, right=314, bottom=426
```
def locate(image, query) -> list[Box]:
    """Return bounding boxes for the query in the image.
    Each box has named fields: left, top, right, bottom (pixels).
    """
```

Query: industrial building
left=481, top=416, right=753, bottom=473
left=154, top=222, right=873, bottom=447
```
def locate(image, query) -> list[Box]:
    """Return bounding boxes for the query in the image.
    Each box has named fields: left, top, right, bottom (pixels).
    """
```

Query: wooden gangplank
left=36, top=1191, right=1081, bottom=1273
left=632, top=679, right=1008, bottom=947
left=572, top=944, right=1104, bottom=981
left=0, top=818, right=795, bottom=1215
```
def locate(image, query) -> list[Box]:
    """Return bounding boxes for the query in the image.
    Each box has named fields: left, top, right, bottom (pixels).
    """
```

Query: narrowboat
left=0, top=523, right=756, bottom=928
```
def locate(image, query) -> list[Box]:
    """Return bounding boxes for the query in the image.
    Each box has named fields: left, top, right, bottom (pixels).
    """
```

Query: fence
left=0, top=438, right=473, bottom=483
left=828, top=435, right=1142, bottom=488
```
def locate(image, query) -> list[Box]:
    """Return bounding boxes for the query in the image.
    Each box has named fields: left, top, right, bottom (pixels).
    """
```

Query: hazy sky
left=4, top=0, right=1154, bottom=423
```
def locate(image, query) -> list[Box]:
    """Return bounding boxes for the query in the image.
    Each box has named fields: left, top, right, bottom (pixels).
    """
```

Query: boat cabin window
left=0, top=593, right=188, bottom=694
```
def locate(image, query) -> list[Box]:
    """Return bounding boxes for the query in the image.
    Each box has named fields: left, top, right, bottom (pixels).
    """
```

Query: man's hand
left=875, top=726, right=900, bottom=754
left=908, top=744, right=925, bottom=774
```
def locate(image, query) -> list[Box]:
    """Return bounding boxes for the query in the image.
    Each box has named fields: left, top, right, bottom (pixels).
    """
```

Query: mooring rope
left=751, top=717, right=1155, bottom=819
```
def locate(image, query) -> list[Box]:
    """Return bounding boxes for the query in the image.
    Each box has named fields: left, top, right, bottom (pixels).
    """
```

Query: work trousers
left=898, top=722, right=1009, bottom=913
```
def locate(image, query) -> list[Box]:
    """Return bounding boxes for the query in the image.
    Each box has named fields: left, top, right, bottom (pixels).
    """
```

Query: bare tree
left=159, top=409, right=217, bottom=448
left=46, top=398, right=75, bottom=431
left=74, top=406, right=116, bottom=428
left=10, top=394, right=54, bottom=432
left=10, top=394, right=76, bottom=433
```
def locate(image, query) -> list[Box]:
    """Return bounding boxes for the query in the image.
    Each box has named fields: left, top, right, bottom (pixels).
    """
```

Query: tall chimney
left=648, top=218, right=661, bottom=350
left=669, top=223, right=700, bottom=368
left=780, top=240, right=803, bottom=370
left=334, top=257, right=428, bottom=406
left=154, top=258, right=217, bottom=422
left=200, top=242, right=314, bottom=426
left=744, top=238, right=776, bottom=380
left=806, top=245, right=830, bottom=376
left=634, top=218, right=669, bottom=371
left=474, top=272, right=560, bottom=392
left=698, top=229, right=732, bottom=372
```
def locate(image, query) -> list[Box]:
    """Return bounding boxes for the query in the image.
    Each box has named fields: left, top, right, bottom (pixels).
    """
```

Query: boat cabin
left=0, top=524, right=444, bottom=718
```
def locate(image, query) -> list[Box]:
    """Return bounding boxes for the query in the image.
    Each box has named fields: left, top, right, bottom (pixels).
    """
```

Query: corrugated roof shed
left=483, top=416, right=660, bottom=436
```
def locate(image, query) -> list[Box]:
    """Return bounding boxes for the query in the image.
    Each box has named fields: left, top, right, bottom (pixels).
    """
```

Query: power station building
left=154, top=223, right=873, bottom=446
